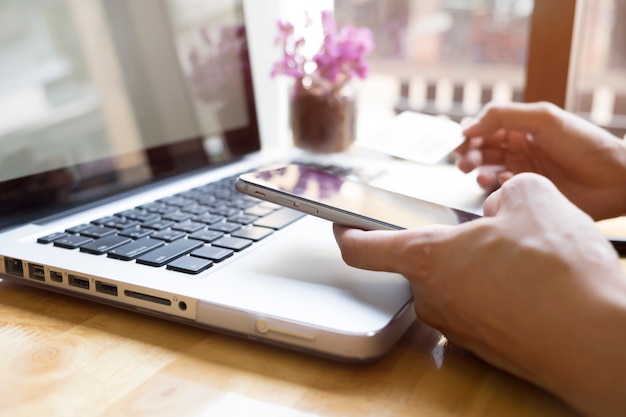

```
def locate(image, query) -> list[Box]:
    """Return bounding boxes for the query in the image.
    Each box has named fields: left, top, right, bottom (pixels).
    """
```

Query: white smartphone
left=235, top=164, right=480, bottom=230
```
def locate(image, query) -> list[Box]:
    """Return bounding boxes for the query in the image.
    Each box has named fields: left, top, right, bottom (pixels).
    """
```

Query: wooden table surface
left=4, top=218, right=625, bottom=417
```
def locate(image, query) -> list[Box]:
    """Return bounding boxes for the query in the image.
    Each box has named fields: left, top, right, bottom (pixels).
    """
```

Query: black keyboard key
left=139, top=202, right=176, bottom=215
left=192, top=213, right=224, bottom=225
left=231, top=226, right=273, bottom=241
left=133, top=212, right=161, bottom=223
left=195, top=195, right=218, bottom=206
left=80, top=225, right=117, bottom=239
left=65, top=223, right=93, bottom=234
left=244, top=206, right=275, bottom=217
left=212, top=236, right=252, bottom=251
left=136, top=239, right=203, bottom=267
left=80, top=235, right=132, bottom=255
left=91, top=216, right=118, bottom=226
left=37, top=232, right=68, bottom=244
left=191, top=245, right=233, bottom=262
left=158, top=196, right=194, bottom=207
left=188, top=229, right=223, bottom=242
left=172, top=220, right=205, bottom=233
left=151, top=228, right=186, bottom=242
left=208, top=221, right=241, bottom=233
left=162, top=211, right=193, bottom=222
left=213, top=189, right=235, bottom=199
left=138, top=202, right=162, bottom=211
left=143, top=219, right=175, bottom=230
left=107, top=237, right=164, bottom=260
left=228, top=213, right=259, bottom=225
left=117, top=209, right=159, bottom=223
left=103, top=218, right=140, bottom=230
left=119, top=226, right=154, bottom=239
left=54, top=234, right=94, bottom=249
left=230, top=197, right=259, bottom=210
left=253, top=208, right=305, bottom=229
left=167, top=256, right=213, bottom=274
left=209, top=206, right=239, bottom=217
left=181, top=204, right=210, bottom=215
left=177, top=190, right=206, bottom=200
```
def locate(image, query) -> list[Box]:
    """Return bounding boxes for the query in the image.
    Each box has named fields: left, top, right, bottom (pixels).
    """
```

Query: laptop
left=0, top=0, right=415, bottom=362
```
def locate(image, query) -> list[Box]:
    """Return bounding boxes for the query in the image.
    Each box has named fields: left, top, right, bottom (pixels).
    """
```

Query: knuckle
left=399, top=228, right=441, bottom=281
left=533, top=101, right=563, bottom=124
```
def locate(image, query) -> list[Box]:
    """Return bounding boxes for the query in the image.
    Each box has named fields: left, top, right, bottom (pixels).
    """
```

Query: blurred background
left=333, top=0, right=626, bottom=140
left=0, top=0, right=624, bottom=169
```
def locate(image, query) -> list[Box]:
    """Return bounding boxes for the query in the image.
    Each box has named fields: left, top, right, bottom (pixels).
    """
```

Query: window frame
left=523, top=1, right=579, bottom=108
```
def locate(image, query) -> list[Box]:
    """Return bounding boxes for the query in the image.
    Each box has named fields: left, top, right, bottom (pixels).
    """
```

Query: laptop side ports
left=50, top=270, right=64, bottom=283
left=68, top=274, right=90, bottom=290
left=4, top=257, right=24, bottom=277
left=28, top=263, right=46, bottom=282
left=96, top=281, right=118, bottom=296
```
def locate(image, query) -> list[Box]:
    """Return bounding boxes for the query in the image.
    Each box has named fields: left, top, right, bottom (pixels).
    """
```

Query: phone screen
left=237, top=164, right=479, bottom=230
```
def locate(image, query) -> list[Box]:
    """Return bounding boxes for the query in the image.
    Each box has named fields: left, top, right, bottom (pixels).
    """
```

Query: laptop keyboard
left=36, top=172, right=306, bottom=274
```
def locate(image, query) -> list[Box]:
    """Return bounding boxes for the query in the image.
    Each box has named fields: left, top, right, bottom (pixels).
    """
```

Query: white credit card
left=357, top=111, right=466, bottom=165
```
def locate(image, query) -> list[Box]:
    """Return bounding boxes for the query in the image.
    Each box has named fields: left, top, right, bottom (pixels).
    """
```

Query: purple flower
left=271, top=11, right=374, bottom=94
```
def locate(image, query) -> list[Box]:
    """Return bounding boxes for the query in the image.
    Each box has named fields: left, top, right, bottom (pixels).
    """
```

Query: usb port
left=96, top=281, right=118, bottom=296
left=28, top=263, right=45, bottom=281
left=68, top=274, right=90, bottom=290
left=50, top=270, right=63, bottom=283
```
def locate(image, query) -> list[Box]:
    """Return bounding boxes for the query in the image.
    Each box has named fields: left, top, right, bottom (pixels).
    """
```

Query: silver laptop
left=0, top=0, right=414, bottom=361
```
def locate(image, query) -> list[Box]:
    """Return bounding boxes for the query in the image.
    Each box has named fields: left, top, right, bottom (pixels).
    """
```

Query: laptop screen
left=0, top=0, right=260, bottom=229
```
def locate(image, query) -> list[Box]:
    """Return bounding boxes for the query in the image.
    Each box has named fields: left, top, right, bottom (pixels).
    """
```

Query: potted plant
left=272, top=11, right=375, bottom=153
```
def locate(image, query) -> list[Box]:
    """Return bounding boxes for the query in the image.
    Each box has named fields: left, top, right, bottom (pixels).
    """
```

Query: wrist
left=541, top=269, right=626, bottom=417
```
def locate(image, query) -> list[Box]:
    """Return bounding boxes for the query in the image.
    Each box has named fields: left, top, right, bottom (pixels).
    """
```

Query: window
left=569, top=0, right=626, bottom=137
left=335, top=0, right=626, bottom=140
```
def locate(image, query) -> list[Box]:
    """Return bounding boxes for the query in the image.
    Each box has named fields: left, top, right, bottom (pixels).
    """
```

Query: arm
left=456, top=101, right=626, bottom=220
left=334, top=173, right=626, bottom=417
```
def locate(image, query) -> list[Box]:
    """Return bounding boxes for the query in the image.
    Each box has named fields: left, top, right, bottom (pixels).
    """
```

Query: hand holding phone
left=235, top=164, right=479, bottom=231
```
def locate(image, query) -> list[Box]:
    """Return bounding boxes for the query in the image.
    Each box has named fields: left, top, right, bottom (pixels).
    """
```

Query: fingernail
left=467, top=149, right=482, bottom=167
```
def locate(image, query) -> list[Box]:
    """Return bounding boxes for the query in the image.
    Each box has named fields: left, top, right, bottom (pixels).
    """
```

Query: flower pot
left=289, top=82, right=356, bottom=153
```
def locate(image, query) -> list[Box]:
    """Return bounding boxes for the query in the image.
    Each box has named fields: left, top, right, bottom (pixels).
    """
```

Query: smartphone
left=235, top=164, right=480, bottom=230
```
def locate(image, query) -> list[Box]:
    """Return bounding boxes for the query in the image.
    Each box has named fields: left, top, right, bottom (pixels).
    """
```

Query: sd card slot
left=123, top=290, right=171, bottom=306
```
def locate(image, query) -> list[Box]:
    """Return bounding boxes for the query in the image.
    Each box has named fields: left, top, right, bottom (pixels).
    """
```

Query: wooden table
left=4, top=218, right=625, bottom=417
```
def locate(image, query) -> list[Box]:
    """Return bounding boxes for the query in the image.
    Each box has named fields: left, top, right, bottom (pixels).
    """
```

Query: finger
left=497, top=171, right=514, bottom=184
left=456, top=132, right=513, bottom=172
left=333, top=224, right=446, bottom=279
left=482, top=187, right=503, bottom=217
left=482, top=174, right=535, bottom=217
left=475, top=165, right=515, bottom=190
left=332, top=223, right=352, bottom=245
left=476, top=169, right=500, bottom=191
left=456, top=149, right=483, bottom=173
left=462, top=101, right=559, bottom=140
left=333, top=224, right=406, bottom=272
left=483, top=172, right=557, bottom=217
left=454, top=136, right=483, bottom=156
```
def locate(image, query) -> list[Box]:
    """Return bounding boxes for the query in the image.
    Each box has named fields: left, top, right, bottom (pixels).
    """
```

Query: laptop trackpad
left=202, top=216, right=413, bottom=334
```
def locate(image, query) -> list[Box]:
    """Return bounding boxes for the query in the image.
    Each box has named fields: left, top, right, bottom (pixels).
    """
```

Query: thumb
left=333, top=223, right=458, bottom=281
left=483, top=172, right=559, bottom=218
left=333, top=224, right=402, bottom=272
left=482, top=187, right=503, bottom=217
